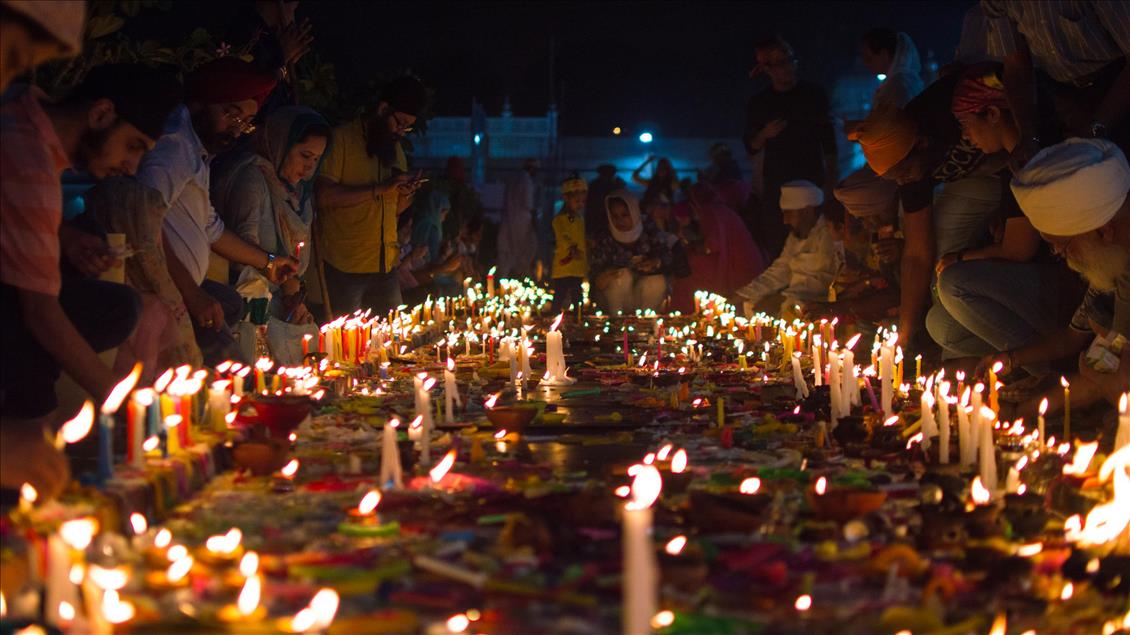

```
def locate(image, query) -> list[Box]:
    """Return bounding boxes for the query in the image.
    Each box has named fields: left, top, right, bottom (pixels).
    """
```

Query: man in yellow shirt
left=550, top=173, right=588, bottom=314
left=314, top=75, right=428, bottom=316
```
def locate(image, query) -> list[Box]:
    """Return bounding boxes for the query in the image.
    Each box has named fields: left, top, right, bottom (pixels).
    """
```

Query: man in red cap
left=137, top=57, right=298, bottom=365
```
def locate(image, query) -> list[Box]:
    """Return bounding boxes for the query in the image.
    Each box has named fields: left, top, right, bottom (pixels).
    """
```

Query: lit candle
left=970, top=383, right=984, bottom=459
left=381, top=419, right=404, bottom=489
left=622, top=464, right=661, bottom=635
left=938, top=382, right=951, bottom=464
left=208, top=380, right=231, bottom=433
left=828, top=352, right=842, bottom=424
left=879, top=341, right=894, bottom=416
left=978, top=406, right=998, bottom=490
left=1038, top=397, right=1048, bottom=446
left=988, top=361, right=1002, bottom=414
left=812, top=335, right=822, bottom=387
left=790, top=352, right=809, bottom=400
left=545, top=314, right=567, bottom=382
left=957, top=387, right=972, bottom=466
left=165, top=414, right=182, bottom=455
left=1116, top=393, right=1129, bottom=451
left=98, top=364, right=141, bottom=484
left=915, top=354, right=922, bottom=384
left=487, top=266, right=496, bottom=297
left=129, top=390, right=154, bottom=470
left=444, top=358, right=461, bottom=424
left=920, top=390, right=936, bottom=454
left=1061, top=376, right=1071, bottom=440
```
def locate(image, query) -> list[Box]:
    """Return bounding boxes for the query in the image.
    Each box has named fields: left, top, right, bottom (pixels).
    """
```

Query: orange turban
left=857, top=110, right=919, bottom=176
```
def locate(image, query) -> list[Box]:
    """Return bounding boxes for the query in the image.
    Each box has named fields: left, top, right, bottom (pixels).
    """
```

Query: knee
left=924, top=302, right=956, bottom=348
left=637, top=274, right=667, bottom=295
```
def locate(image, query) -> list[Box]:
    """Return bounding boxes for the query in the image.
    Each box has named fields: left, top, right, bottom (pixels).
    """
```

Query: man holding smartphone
left=315, top=75, right=429, bottom=316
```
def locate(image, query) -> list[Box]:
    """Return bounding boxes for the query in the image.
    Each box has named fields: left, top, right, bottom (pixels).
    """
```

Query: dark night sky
left=133, top=1, right=973, bottom=137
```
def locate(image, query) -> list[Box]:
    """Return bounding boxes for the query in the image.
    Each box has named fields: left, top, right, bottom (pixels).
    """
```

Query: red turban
left=185, top=58, right=277, bottom=108
left=951, top=64, right=1010, bottom=116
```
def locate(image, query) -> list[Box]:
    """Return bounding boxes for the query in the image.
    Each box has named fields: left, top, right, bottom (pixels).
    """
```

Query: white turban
left=1011, top=138, right=1130, bottom=236
left=779, top=180, right=824, bottom=211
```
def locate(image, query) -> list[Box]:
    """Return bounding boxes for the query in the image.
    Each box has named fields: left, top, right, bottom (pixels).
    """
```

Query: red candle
left=126, top=398, right=137, bottom=464
left=318, top=331, right=325, bottom=354
left=179, top=394, right=192, bottom=447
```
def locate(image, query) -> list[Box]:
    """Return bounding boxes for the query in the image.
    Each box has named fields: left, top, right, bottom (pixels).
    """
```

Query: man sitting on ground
left=733, top=180, right=840, bottom=318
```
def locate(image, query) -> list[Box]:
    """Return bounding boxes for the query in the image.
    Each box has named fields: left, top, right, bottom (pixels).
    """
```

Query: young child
left=551, top=173, right=588, bottom=314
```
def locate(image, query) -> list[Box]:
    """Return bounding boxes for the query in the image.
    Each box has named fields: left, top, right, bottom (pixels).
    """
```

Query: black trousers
left=0, top=277, right=140, bottom=419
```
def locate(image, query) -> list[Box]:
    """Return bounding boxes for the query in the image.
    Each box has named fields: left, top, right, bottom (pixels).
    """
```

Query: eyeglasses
left=223, top=105, right=256, bottom=135
left=390, top=112, right=414, bottom=133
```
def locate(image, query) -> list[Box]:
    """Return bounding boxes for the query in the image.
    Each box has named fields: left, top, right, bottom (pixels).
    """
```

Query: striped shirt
left=0, top=86, right=71, bottom=296
left=982, top=0, right=1130, bottom=84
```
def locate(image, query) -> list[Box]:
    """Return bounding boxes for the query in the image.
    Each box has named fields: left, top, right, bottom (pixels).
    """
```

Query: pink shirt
left=0, top=86, right=71, bottom=296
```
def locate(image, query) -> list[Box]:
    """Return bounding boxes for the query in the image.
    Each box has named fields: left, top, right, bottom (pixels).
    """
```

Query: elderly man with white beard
left=979, top=138, right=1130, bottom=421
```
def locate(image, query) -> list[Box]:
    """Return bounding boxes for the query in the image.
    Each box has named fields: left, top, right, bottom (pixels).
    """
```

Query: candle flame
left=670, top=448, right=688, bottom=473
left=739, top=477, right=762, bottom=494
left=494, top=428, right=507, bottom=439
left=101, top=589, right=136, bottom=624
left=280, top=459, right=300, bottom=479
left=60, top=517, right=97, bottom=550
left=989, top=612, right=1006, bottom=635
left=614, top=485, right=630, bottom=497
left=665, top=535, right=687, bottom=555
left=550, top=313, right=563, bottom=332
left=239, top=551, right=259, bottom=577
left=991, top=361, right=1003, bottom=374
left=19, top=482, right=36, bottom=505
left=815, top=476, right=827, bottom=495
left=625, top=464, right=662, bottom=510
left=971, top=476, right=991, bottom=505
left=358, top=489, right=382, bottom=515
left=1077, top=444, right=1130, bottom=546
left=165, top=414, right=181, bottom=429
left=237, top=574, right=261, bottom=616
left=143, top=435, right=160, bottom=452
left=423, top=377, right=437, bottom=392
left=154, top=368, right=174, bottom=393
left=56, top=401, right=95, bottom=448
left=309, top=588, right=340, bottom=629
left=167, top=544, right=187, bottom=562
left=794, top=594, right=812, bottom=611
left=656, top=443, right=673, bottom=461
left=650, top=610, right=676, bottom=628
left=1061, top=581, right=1074, bottom=600
left=167, top=555, right=193, bottom=582
left=1063, top=441, right=1098, bottom=476
left=1061, top=376, right=1070, bottom=388
left=206, top=527, right=243, bottom=554
left=129, top=513, right=147, bottom=535
left=485, top=393, right=500, bottom=409
left=844, top=333, right=862, bottom=351
left=154, top=528, right=171, bottom=549
left=58, top=600, right=75, bottom=621
left=447, top=357, right=455, bottom=371
left=88, top=564, right=129, bottom=590
left=883, top=415, right=900, bottom=427
left=429, top=449, right=457, bottom=483
left=446, top=614, right=470, bottom=633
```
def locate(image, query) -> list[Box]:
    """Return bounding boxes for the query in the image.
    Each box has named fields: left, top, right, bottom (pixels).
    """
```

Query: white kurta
left=734, top=216, right=840, bottom=312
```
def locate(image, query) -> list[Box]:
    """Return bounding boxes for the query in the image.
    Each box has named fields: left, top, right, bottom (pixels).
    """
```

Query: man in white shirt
left=137, top=58, right=297, bottom=364
left=733, top=180, right=841, bottom=317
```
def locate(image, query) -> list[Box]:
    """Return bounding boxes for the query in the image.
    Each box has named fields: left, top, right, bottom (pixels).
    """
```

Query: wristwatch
left=264, top=252, right=277, bottom=271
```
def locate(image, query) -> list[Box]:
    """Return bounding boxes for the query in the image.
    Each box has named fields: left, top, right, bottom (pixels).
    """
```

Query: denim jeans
left=323, top=263, right=403, bottom=317
left=926, top=259, right=1059, bottom=371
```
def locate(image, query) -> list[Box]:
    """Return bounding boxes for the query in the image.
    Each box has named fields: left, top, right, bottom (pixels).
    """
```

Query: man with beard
left=139, top=58, right=298, bottom=365
left=732, top=180, right=840, bottom=318
left=314, top=75, right=429, bottom=316
left=0, top=63, right=181, bottom=497
left=980, top=138, right=1130, bottom=418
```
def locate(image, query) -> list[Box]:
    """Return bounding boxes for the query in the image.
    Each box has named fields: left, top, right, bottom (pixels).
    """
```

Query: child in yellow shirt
left=551, top=173, right=588, bottom=313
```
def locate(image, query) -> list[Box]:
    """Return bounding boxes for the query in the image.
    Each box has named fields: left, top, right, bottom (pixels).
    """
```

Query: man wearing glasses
left=138, top=57, right=299, bottom=365
left=743, top=36, right=837, bottom=262
left=314, top=75, right=430, bottom=316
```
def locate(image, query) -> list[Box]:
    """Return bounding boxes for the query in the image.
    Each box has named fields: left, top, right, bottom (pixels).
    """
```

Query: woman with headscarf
left=212, top=105, right=331, bottom=324
left=669, top=183, right=766, bottom=313
left=590, top=190, right=672, bottom=313
left=862, top=28, right=923, bottom=114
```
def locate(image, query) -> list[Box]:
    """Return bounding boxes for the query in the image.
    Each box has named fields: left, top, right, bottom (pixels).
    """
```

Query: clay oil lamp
left=806, top=476, right=887, bottom=523
left=337, top=489, right=400, bottom=538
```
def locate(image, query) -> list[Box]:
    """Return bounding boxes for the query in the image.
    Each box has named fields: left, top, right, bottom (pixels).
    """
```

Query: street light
left=612, top=126, right=622, bottom=135
left=876, top=73, right=887, bottom=81
left=639, top=132, right=654, bottom=143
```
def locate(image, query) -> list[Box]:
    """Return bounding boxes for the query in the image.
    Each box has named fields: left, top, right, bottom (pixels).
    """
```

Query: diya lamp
left=963, top=476, right=1005, bottom=539
left=144, top=554, right=193, bottom=593
left=217, top=573, right=266, bottom=623
left=221, top=550, right=259, bottom=591
left=664, top=448, right=693, bottom=494
left=806, top=475, right=887, bottom=523
left=277, top=588, right=340, bottom=633
left=273, top=458, right=300, bottom=492
left=338, top=489, right=400, bottom=538
left=143, top=528, right=175, bottom=567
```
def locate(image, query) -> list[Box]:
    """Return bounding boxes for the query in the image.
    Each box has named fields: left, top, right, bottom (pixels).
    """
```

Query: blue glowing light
left=639, top=132, right=654, bottom=143
left=473, top=133, right=482, bottom=145
left=876, top=73, right=887, bottom=81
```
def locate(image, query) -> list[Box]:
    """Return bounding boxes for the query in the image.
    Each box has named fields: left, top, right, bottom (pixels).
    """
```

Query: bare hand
left=266, top=255, right=300, bottom=284
left=61, top=227, right=118, bottom=278
left=870, top=237, right=902, bottom=265
left=277, top=18, right=314, bottom=67
left=975, top=352, right=1013, bottom=380
left=0, top=424, right=70, bottom=500
left=185, top=288, right=224, bottom=331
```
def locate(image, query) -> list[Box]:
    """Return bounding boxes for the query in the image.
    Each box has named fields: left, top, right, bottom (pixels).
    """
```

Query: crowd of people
left=0, top=0, right=1128, bottom=500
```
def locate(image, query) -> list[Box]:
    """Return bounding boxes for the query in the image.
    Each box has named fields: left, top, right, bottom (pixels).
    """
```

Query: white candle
left=957, top=388, right=972, bottom=466
left=812, top=336, right=823, bottom=387
left=414, top=375, right=434, bottom=465
left=546, top=319, right=567, bottom=382
left=920, top=391, right=936, bottom=453
left=978, top=406, right=998, bottom=491
left=879, top=344, right=894, bottom=416
left=45, top=535, right=82, bottom=629
left=790, top=353, right=809, bottom=399
left=1115, top=393, right=1129, bottom=451
left=938, top=383, right=951, bottom=464
left=1005, top=466, right=1020, bottom=494
left=444, top=359, right=461, bottom=424
left=622, top=465, right=661, bottom=635
left=380, top=419, right=403, bottom=489
left=129, top=391, right=151, bottom=470
left=970, top=384, right=983, bottom=459
left=207, top=381, right=230, bottom=433
left=828, top=353, right=842, bottom=424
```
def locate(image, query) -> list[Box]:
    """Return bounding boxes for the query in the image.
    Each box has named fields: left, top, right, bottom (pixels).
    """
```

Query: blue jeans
left=323, top=263, right=402, bottom=317
left=926, top=259, right=1059, bottom=371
